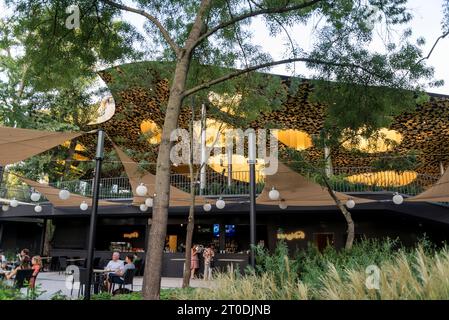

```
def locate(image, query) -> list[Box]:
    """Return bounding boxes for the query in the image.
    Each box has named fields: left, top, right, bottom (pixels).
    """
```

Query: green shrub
left=91, top=292, right=113, bottom=300
left=0, top=280, right=44, bottom=300
left=0, top=281, right=23, bottom=300
left=51, top=290, right=69, bottom=300
left=112, top=292, right=142, bottom=300
left=170, top=239, right=449, bottom=300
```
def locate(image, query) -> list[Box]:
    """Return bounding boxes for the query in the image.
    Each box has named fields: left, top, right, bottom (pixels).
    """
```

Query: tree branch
left=185, top=0, right=212, bottom=52
left=183, top=57, right=383, bottom=97
left=416, top=29, right=449, bottom=65
left=192, top=0, right=322, bottom=49
left=101, top=0, right=180, bottom=55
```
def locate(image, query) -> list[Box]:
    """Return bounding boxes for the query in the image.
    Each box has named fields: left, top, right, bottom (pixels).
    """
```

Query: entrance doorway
left=313, top=233, right=334, bottom=252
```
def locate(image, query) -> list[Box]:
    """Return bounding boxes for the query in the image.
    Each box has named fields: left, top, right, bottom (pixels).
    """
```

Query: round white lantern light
left=59, top=189, right=70, bottom=200
left=216, top=198, right=226, bottom=210
left=140, top=204, right=148, bottom=212
left=34, top=205, right=42, bottom=213
left=30, top=192, right=41, bottom=202
left=203, top=203, right=212, bottom=212
left=10, top=198, right=19, bottom=208
left=268, top=187, right=280, bottom=201
left=393, top=193, right=404, bottom=205
left=145, top=197, right=153, bottom=207
left=279, top=200, right=288, bottom=210
left=136, top=183, right=148, bottom=197
left=80, top=201, right=89, bottom=211
left=346, top=199, right=356, bottom=209
left=2, top=205, right=9, bottom=212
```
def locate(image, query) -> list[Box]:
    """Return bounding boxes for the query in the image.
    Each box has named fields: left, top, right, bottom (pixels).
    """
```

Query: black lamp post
left=248, top=130, right=257, bottom=268
left=85, top=129, right=104, bottom=300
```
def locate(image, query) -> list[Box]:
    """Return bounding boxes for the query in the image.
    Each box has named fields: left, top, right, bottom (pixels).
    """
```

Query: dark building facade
left=2, top=195, right=449, bottom=276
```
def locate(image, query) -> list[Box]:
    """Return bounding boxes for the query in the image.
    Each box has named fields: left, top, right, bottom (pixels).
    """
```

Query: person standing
left=190, top=245, right=199, bottom=279
left=203, top=244, right=215, bottom=281
left=29, top=256, right=42, bottom=289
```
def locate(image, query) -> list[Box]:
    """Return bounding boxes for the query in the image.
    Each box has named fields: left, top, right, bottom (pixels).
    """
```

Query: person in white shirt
left=0, top=250, right=6, bottom=273
left=0, top=250, right=6, bottom=263
left=103, top=252, right=124, bottom=289
left=105, top=252, right=124, bottom=272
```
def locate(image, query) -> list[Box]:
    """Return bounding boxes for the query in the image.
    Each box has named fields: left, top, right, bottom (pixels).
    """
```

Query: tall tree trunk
left=182, top=174, right=196, bottom=288
left=141, top=0, right=211, bottom=300
left=183, top=105, right=197, bottom=288
left=43, top=220, right=55, bottom=257
left=142, top=56, right=191, bottom=300
left=322, top=175, right=355, bottom=250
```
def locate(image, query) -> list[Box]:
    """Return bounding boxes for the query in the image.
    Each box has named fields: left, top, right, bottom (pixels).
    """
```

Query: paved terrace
left=6, top=272, right=213, bottom=300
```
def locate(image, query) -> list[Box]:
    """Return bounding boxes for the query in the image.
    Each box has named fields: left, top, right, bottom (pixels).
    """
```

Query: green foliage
left=444, top=0, right=449, bottom=32
left=0, top=1, right=142, bottom=181
left=160, top=288, right=190, bottom=300
left=2, top=0, right=446, bottom=184
left=0, top=281, right=44, bottom=300
left=0, top=281, right=23, bottom=300
left=88, top=288, right=190, bottom=300
left=51, top=290, right=69, bottom=300
left=371, top=151, right=418, bottom=172
left=90, top=292, right=113, bottom=300
left=90, top=291, right=142, bottom=300
left=4, top=0, right=142, bottom=91
left=171, top=238, right=449, bottom=300
left=254, top=241, right=300, bottom=286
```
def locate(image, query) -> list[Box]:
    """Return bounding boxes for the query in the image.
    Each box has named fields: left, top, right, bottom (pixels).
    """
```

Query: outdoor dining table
left=93, top=269, right=111, bottom=273
left=92, top=269, right=113, bottom=293
left=67, top=258, right=85, bottom=263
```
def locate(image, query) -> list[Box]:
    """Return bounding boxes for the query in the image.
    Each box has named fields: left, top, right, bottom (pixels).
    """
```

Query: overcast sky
left=1, top=0, right=448, bottom=95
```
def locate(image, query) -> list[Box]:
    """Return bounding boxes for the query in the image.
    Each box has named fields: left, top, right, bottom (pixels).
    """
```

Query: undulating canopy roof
left=93, top=61, right=449, bottom=177
left=113, top=144, right=208, bottom=206
left=407, top=166, right=449, bottom=202
left=0, top=126, right=82, bottom=166
left=257, top=162, right=373, bottom=206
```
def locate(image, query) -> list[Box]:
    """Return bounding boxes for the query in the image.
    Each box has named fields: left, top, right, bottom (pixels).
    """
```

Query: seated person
left=29, top=256, right=42, bottom=289
left=107, top=254, right=135, bottom=292
left=6, top=255, right=31, bottom=280
left=105, top=252, right=124, bottom=272
left=102, top=252, right=124, bottom=290
left=0, top=250, right=6, bottom=274
left=14, top=248, right=30, bottom=268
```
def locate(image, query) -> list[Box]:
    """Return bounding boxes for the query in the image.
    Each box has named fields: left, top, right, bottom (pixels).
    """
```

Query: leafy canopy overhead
left=1, top=0, right=446, bottom=159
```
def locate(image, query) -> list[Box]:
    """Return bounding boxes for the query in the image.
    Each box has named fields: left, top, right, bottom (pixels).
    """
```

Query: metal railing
left=0, top=167, right=441, bottom=203
left=50, top=170, right=266, bottom=200
left=329, top=167, right=439, bottom=196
